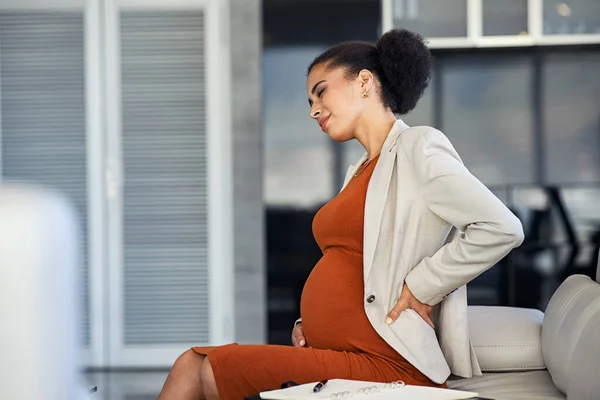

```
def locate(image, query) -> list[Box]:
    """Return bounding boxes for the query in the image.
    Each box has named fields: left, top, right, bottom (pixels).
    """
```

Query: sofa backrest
left=541, top=255, right=600, bottom=399
left=597, top=248, right=600, bottom=283
left=566, top=310, right=600, bottom=400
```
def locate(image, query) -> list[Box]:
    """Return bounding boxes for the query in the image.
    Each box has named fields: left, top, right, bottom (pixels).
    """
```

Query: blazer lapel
left=341, top=153, right=368, bottom=192
left=363, top=120, right=409, bottom=281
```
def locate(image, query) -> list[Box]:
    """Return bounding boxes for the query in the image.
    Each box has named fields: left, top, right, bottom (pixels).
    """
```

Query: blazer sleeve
left=404, top=129, right=524, bottom=306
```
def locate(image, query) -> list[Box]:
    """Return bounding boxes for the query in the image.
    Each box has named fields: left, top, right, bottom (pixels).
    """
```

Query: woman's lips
left=320, top=116, right=330, bottom=131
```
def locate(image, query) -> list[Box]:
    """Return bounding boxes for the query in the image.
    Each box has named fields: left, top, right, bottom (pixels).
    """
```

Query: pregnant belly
left=300, top=249, right=384, bottom=352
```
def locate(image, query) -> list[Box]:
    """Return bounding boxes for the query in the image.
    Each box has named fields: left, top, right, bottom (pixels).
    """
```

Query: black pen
left=313, top=379, right=328, bottom=392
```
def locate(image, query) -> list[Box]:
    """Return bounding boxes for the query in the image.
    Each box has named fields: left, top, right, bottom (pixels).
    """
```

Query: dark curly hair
left=307, top=29, right=432, bottom=115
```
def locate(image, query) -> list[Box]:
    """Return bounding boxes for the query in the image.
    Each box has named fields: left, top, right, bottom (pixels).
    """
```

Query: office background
left=0, top=0, right=598, bottom=397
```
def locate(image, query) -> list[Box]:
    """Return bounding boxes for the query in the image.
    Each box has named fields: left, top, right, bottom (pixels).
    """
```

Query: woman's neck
left=354, top=110, right=398, bottom=160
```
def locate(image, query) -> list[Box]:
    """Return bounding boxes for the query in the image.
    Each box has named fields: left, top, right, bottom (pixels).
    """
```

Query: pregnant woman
left=157, top=28, right=524, bottom=400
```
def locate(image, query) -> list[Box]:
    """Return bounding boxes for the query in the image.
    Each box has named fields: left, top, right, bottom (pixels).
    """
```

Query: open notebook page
left=260, top=379, right=479, bottom=400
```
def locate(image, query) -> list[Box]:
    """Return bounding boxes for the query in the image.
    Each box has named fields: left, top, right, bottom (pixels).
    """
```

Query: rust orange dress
left=192, top=154, right=445, bottom=400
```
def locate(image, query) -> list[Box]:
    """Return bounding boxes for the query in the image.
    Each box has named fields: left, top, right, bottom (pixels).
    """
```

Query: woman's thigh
left=193, top=343, right=412, bottom=400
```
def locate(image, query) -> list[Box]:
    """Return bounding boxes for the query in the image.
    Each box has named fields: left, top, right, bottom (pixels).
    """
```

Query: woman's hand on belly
left=291, top=323, right=307, bottom=347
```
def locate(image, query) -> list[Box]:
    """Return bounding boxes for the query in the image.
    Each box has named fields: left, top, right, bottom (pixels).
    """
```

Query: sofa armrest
left=469, top=306, right=546, bottom=372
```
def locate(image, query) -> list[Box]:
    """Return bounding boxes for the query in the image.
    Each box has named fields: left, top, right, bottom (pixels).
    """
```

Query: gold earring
left=362, top=91, right=368, bottom=98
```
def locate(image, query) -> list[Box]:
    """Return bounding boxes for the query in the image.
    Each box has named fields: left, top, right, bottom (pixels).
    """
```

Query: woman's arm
left=403, top=129, right=524, bottom=306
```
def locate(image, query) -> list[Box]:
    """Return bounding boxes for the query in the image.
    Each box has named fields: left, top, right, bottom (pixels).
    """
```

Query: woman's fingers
left=416, top=307, right=435, bottom=329
left=386, top=299, right=407, bottom=324
left=292, top=335, right=306, bottom=347
left=291, top=325, right=306, bottom=347
left=386, top=284, right=435, bottom=329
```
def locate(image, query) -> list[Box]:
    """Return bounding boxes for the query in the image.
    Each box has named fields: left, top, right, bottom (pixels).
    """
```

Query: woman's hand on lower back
left=386, top=283, right=434, bottom=329
left=291, top=323, right=307, bottom=347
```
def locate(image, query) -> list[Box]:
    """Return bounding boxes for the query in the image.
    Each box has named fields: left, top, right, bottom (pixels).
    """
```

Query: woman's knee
left=158, top=350, right=205, bottom=400
left=199, top=358, right=220, bottom=400
left=173, top=349, right=204, bottom=371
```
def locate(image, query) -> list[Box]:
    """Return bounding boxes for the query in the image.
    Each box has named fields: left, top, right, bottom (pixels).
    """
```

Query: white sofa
left=449, top=258, right=600, bottom=400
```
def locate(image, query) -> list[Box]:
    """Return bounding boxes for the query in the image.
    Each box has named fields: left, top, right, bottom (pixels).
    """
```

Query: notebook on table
left=260, top=379, right=480, bottom=400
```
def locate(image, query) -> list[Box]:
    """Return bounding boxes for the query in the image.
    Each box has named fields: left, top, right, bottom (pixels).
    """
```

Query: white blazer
left=296, top=119, right=525, bottom=384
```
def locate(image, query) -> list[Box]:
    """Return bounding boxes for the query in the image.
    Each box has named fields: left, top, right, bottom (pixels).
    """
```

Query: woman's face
left=307, top=63, right=366, bottom=142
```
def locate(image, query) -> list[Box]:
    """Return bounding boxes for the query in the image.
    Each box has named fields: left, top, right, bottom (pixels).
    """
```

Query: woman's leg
left=160, top=343, right=431, bottom=400
left=158, top=348, right=211, bottom=400
left=199, top=357, right=220, bottom=400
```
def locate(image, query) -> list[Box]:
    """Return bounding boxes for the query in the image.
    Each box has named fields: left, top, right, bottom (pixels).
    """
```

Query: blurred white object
left=0, top=184, right=89, bottom=400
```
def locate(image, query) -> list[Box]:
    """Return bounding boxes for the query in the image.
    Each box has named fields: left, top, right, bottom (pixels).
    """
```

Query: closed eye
left=308, top=80, right=327, bottom=106
left=308, top=88, right=325, bottom=107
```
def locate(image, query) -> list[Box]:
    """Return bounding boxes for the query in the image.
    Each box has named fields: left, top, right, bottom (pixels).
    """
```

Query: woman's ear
left=358, top=69, right=374, bottom=92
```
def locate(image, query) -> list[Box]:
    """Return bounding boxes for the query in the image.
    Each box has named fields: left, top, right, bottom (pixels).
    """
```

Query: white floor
left=85, top=371, right=169, bottom=400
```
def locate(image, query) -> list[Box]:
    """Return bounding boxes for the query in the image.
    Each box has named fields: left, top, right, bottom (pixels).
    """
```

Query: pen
left=313, top=379, right=328, bottom=392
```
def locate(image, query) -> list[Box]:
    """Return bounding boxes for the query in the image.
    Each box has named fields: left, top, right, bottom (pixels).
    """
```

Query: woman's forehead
left=307, top=64, right=327, bottom=83
left=307, top=65, right=344, bottom=89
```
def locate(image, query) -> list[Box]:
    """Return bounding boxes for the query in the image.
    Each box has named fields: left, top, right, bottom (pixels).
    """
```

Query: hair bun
left=375, top=29, right=432, bottom=115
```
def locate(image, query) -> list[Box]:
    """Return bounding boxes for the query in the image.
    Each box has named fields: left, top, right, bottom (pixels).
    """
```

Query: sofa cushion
left=468, top=306, right=545, bottom=372
left=448, top=371, right=565, bottom=400
left=541, top=274, right=600, bottom=395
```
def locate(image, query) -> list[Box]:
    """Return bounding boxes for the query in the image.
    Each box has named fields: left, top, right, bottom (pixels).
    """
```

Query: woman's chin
left=327, top=130, right=353, bottom=142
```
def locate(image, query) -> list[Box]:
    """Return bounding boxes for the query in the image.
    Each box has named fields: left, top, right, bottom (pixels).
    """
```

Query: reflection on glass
left=512, top=188, right=552, bottom=243
left=341, top=77, right=435, bottom=171
left=392, top=0, right=467, bottom=38
left=560, top=188, right=600, bottom=244
left=571, top=244, right=599, bottom=276
left=543, top=0, right=600, bottom=34
left=513, top=187, right=600, bottom=263
left=512, top=187, right=564, bottom=309
left=441, top=56, right=534, bottom=186
left=263, top=47, right=334, bottom=208
left=482, top=0, right=528, bottom=36
left=543, top=52, right=600, bottom=184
